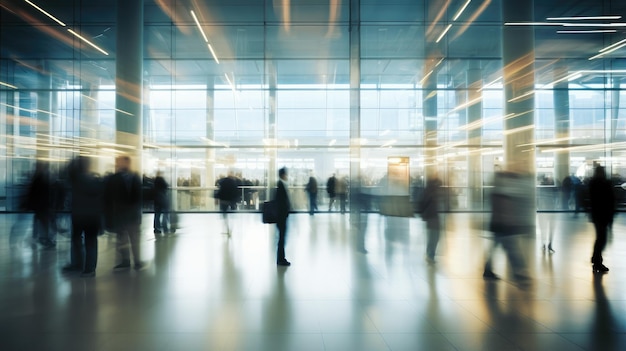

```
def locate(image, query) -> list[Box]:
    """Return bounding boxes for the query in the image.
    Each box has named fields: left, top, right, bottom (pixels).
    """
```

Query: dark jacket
left=275, top=179, right=290, bottom=219
left=305, top=177, right=318, bottom=194
left=589, top=176, right=615, bottom=225
left=104, top=170, right=142, bottom=231
left=217, top=176, right=239, bottom=202
left=153, top=175, right=170, bottom=209
left=71, top=173, right=104, bottom=217
left=326, top=176, right=336, bottom=197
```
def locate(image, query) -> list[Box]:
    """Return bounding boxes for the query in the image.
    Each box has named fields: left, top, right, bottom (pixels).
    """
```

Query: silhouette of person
left=63, top=156, right=103, bottom=277
left=420, top=173, right=442, bottom=263
left=275, top=167, right=291, bottom=266
left=104, top=156, right=144, bottom=271
left=305, top=172, right=318, bottom=215
left=483, top=170, right=533, bottom=284
left=589, top=166, right=615, bottom=273
left=336, top=175, right=348, bottom=214
left=217, top=171, right=239, bottom=235
left=27, top=161, right=55, bottom=248
left=153, top=171, right=170, bottom=237
left=561, top=174, right=573, bottom=210
left=326, top=174, right=336, bottom=212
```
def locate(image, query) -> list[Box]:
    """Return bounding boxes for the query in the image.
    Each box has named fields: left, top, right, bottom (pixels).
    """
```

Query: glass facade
left=1, top=0, right=625, bottom=212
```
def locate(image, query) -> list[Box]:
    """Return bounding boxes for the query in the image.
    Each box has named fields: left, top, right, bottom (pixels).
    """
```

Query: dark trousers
left=339, top=193, right=347, bottom=213
left=116, top=222, right=141, bottom=265
left=71, top=214, right=99, bottom=272
left=153, top=204, right=169, bottom=232
left=308, top=193, right=317, bottom=215
left=276, top=217, right=288, bottom=262
left=592, top=221, right=609, bottom=264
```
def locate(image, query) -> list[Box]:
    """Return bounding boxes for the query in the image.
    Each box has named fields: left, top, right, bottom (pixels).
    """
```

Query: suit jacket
left=275, top=179, right=290, bottom=219
left=104, top=170, right=142, bottom=231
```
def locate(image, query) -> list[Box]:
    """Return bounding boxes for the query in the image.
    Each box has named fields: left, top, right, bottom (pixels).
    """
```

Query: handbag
left=262, top=200, right=278, bottom=224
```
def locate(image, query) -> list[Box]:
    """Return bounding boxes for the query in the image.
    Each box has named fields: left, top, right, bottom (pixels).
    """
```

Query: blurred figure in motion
left=104, top=156, right=144, bottom=271
left=353, top=177, right=371, bottom=254
left=216, top=171, right=239, bottom=235
left=336, top=175, right=348, bottom=214
left=62, top=157, right=103, bottom=277
left=27, top=161, right=55, bottom=248
left=419, top=173, right=442, bottom=264
left=561, top=174, right=573, bottom=210
left=275, top=167, right=291, bottom=266
left=326, top=173, right=336, bottom=212
left=153, top=171, right=170, bottom=238
left=589, top=166, right=615, bottom=273
left=305, top=171, right=318, bottom=215
left=9, top=174, right=33, bottom=248
left=483, top=170, right=533, bottom=283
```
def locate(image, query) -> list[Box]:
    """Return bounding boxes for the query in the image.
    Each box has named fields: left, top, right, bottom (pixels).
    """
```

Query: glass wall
left=1, top=0, right=625, bottom=212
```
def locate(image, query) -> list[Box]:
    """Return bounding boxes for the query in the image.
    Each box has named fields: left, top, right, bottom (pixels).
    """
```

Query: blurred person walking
left=305, top=172, right=318, bottom=215
left=336, top=175, right=348, bottom=214
left=62, top=157, right=103, bottom=277
left=275, top=167, right=292, bottom=266
left=326, top=174, right=337, bottom=212
left=217, top=171, right=239, bottom=235
left=419, top=174, right=442, bottom=264
left=589, top=166, right=615, bottom=273
left=483, top=170, right=533, bottom=284
left=104, top=156, right=144, bottom=271
left=153, top=171, right=170, bottom=237
left=27, top=161, right=56, bottom=248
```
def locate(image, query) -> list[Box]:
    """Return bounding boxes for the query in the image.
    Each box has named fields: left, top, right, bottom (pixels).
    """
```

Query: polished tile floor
left=0, top=211, right=625, bottom=351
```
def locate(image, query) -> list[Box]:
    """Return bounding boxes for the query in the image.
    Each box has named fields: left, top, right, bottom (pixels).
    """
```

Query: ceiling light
left=505, top=22, right=566, bottom=26
left=557, top=30, right=617, bottom=34
left=0, top=81, right=17, bottom=89
left=435, top=24, right=452, bottom=43
left=589, top=41, right=626, bottom=60
left=452, top=0, right=471, bottom=21
left=547, top=16, right=622, bottom=21
left=24, top=0, right=66, bottom=27
left=208, top=44, right=220, bottom=64
left=67, top=29, right=109, bottom=55
left=190, top=10, right=209, bottom=43
left=599, top=38, right=626, bottom=52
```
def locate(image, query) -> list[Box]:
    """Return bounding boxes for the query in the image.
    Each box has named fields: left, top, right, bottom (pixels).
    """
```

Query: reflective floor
left=1, top=212, right=625, bottom=351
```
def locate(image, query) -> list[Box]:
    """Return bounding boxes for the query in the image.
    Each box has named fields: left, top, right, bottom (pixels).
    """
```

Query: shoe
left=425, top=256, right=436, bottom=265
left=113, top=262, right=131, bottom=271
left=483, top=270, right=500, bottom=280
left=134, top=262, right=147, bottom=271
left=277, top=260, right=291, bottom=267
left=80, top=271, right=95, bottom=277
left=154, top=229, right=162, bottom=234
left=62, top=264, right=81, bottom=273
left=593, top=264, right=609, bottom=273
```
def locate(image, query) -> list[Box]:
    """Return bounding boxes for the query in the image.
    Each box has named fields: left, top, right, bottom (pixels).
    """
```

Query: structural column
left=349, top=0, right=361, bottom=218
left=206, top=79, right=216, bottom=210
left=502, top=0, right=536, bottom=223
left=115, top=0, right=143, bottom=171
left=266, top=62, right=277, bottom=199
left=36, top=61, right=51, bottom=161
left=467, top=61, right=483, bottom=208
left=553, top=65, right=570, bottom=188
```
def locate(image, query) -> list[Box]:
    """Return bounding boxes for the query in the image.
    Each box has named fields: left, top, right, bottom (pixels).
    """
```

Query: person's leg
left=276, top=218, right=288, bottom=263
left=153, top=205, right=162, bottom=233
left=69, top=215, right=84, bottom=269
left=308, top=194, right=314, bottom=215
left=115, top=228, right=131, bottom=268
left=501, top=235, right=529, bottom=279
left=426, top=227, right=440, bottom=261
left=127, top=222, right=142, bottom=267
left=592, top=221, right=609, bottom=270
left=483, top=236, right=500, bottom=278
left=83, top=216, right=99, bottom=274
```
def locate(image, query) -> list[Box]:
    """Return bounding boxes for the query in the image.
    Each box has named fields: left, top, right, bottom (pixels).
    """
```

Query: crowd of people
left=9, top=159, right=621, bottom=281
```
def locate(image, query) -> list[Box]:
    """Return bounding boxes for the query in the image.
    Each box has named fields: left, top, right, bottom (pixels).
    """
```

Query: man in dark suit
left=275, top=167, right=291, bottom=266
left=589, top=166, right=615, bottom=273
left=104, top=156, right=144, bottom=271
